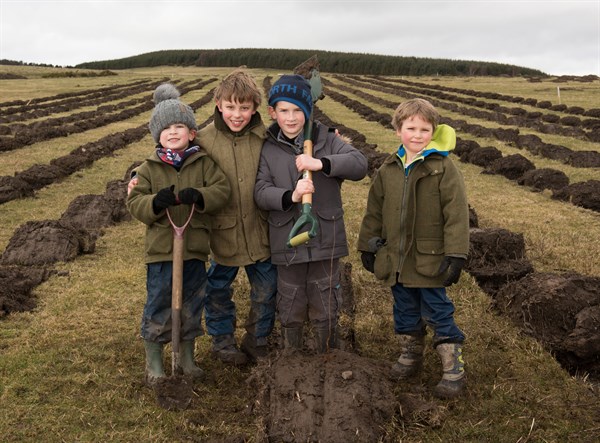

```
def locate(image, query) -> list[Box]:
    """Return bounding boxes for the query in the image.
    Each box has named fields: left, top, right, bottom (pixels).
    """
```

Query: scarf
left=156, top=144, right=200, bottom=168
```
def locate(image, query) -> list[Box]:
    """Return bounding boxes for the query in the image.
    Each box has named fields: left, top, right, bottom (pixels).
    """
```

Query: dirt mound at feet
left=251, top=349, right=439, bottom=442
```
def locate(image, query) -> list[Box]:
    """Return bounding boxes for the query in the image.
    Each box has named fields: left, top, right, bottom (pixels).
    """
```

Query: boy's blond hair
left=214, top=69, right=262, bottom=110
left=392, top=98, right=439, bottom=131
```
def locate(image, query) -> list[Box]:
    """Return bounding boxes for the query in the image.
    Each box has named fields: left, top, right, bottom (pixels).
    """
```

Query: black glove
left=178, top=187, right=202, bottom=205
left=437, top=256, right=466, bottom=286
left=367, top=237, right=385, bottom=253
left=361, top=252, right=376, bottom=273
left=152, top=185, right=177, bottom=214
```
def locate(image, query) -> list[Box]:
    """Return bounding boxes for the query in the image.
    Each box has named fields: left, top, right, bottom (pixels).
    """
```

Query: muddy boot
left=434, top=342, right=466, bottom=399
left=281, top=326, right=303, bottom=349
left=179, top=340, right=205, bottom=380
left=390, top=334, right=424, bottom=380
left=240, top=333, right=269, bottom=362
left=314, top=327, right=337, bottom=353
left=211, top=334, right=248, bottom=366
left=144, top=340, right=165, bottom=387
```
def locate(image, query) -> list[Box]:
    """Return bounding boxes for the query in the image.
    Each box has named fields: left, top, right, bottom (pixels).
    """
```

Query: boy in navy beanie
left=255, top=74, right=368, bottom=353
left=268, top=74, right=313, bottom=122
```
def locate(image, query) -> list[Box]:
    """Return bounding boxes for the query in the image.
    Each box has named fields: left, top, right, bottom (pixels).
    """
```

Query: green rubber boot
left=434, top=342, right=466, bottom=399
left=390, top=334, right=424, bottom=380
left=144, top=340, right=166, bottom=387
left=179, top=340, right=205, bottom=380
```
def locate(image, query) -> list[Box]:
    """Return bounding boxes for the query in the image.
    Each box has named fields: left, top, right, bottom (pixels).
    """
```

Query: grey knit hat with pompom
left=148, top=83, right=197, bottom=142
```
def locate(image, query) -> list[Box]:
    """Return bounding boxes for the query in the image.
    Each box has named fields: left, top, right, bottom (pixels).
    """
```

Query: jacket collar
left=267, top=120, right=324, bottom=153
left=393, top=124, right=456, bottom=171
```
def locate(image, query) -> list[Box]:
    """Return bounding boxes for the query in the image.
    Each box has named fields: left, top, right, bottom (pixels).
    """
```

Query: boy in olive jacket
left=197, top=69, right=277, bottom=364
left=127, top=84, right=230, bottom=386
left=358, top=98, right=469, bottom=399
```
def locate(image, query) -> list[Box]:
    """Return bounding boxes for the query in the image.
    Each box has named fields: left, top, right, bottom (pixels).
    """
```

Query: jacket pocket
left=314, top=274, right=341, bottom=323
left=268, top=211, right=295, bottom=253
left=146, top=222, right=172, bottom=256
left=415, top=238, right=444, bottom=277
left=186, top=217, right=211, bottom=255
left=276, top=279, right=301, bottom=325
left=210, top=214, right=238, bottom=258
left=374, top=246, right=392, bottom=281
left=315, top=206, right=345, bottom=248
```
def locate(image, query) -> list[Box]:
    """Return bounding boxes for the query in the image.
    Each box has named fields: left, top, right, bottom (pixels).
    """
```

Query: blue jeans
left=141, top=259, right=206, bottom=344
left=205, top=259, right=277, bottom=340
left=391, top=283, right=465, bottom=344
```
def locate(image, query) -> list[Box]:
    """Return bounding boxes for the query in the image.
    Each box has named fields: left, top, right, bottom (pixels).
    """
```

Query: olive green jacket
left=127, top=147, right=230, bottom=264
left=358, top=125, right=469, bottom=287
left=197, top=109, right=271, bottom=266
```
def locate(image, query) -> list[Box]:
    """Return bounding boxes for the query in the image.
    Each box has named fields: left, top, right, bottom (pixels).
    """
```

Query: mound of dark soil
left=517, top=168, right=570, bottom=192
left=552, top=180, right=600, bottom=212
left=465, top=228, right=534, bottom=295
left=60, top=179, right=131, bottom=230
left=494, top=272, right=600, bottom=376
left=250, top=349, right=438, bottom=442
left=484, top=153, right=535, bottom=180
left=0, top=177, right=130, bottom=316
left=462, top=146, right=503, bottom=167
left=0, top=175, right=34, bottom=203
left=1, top=220, right=96, bottom=266
left=0, top=265, right=53, bottom=317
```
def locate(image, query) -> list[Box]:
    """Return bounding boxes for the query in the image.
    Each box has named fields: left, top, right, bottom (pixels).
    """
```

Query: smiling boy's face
left=268, top=101, right=306, bottom=139
left=216, top=98, right=256, bottom=133
left=159, top=123, right=196, bottom=151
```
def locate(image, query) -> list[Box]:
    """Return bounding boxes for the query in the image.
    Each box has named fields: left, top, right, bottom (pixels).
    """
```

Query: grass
left=1, top=65, right=599, bottom=442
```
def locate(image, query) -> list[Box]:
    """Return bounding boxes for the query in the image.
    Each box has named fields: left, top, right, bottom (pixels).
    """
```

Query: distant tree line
left=0, top=59, right=59, bottom=68
left=73, top=49, right=547, bottom=77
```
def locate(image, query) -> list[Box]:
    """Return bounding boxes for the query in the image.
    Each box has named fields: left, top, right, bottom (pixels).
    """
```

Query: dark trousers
left=391, top=283, right=465, bottom=345
left=276, top=258, right=341, bottom=330
left=141, top=259, right=206, bottom=344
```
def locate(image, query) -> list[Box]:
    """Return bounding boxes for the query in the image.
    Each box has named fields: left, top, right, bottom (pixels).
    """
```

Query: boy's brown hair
left=214, top=69, right=262, bottom=110
left=392, top=98, right=439, bottom=131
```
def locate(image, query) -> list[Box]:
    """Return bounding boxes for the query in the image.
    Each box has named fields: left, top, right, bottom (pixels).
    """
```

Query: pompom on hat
left=268, top=74, right=313, bottom=120
left=149, top=83, right=197, bottom=142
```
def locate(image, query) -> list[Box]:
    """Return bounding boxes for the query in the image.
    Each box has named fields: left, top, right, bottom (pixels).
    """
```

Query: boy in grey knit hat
left=148, top=83, right=198, bottom=143
left=129, top=73, right=277, bottom=366
left=127, top=83, right=230, bottom=386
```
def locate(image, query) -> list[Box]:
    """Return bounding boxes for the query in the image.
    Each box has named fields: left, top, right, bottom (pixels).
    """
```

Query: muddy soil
left=0, top=178, right=129, bottom=317
left=250, top=349, right=439, bottom=443
left=494, top=272, right=600, bottom=376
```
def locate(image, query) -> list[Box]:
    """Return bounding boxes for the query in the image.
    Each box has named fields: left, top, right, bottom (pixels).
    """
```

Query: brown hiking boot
left=211, top=334, right=248, bottom=366
left=240, top=333, right=269, bottom=362
left=433, top=342, right=466, bottom=398
left=390, top=334, right=424, bottom=381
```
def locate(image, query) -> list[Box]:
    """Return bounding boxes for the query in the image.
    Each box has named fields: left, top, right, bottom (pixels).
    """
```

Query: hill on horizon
left=72, top=48, right=548, bottom=77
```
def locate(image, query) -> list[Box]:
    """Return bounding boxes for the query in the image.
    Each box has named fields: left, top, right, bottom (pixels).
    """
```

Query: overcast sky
left=1, top=0, right=598, bottom=76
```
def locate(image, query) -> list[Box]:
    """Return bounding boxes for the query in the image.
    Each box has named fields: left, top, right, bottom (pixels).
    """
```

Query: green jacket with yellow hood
left=358, top=124, right=469, bottom=288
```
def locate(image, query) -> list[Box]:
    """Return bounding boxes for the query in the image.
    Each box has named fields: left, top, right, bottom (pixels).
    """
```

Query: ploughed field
left=0, top=66, right=598, bottom=442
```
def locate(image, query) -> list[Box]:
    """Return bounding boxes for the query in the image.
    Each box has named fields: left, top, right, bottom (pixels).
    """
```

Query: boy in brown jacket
left=198, top=70, right=277, bottom=364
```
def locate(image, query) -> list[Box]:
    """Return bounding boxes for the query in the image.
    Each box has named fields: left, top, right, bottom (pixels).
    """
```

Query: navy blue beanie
left=268, top=74, right=313, bottom=120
